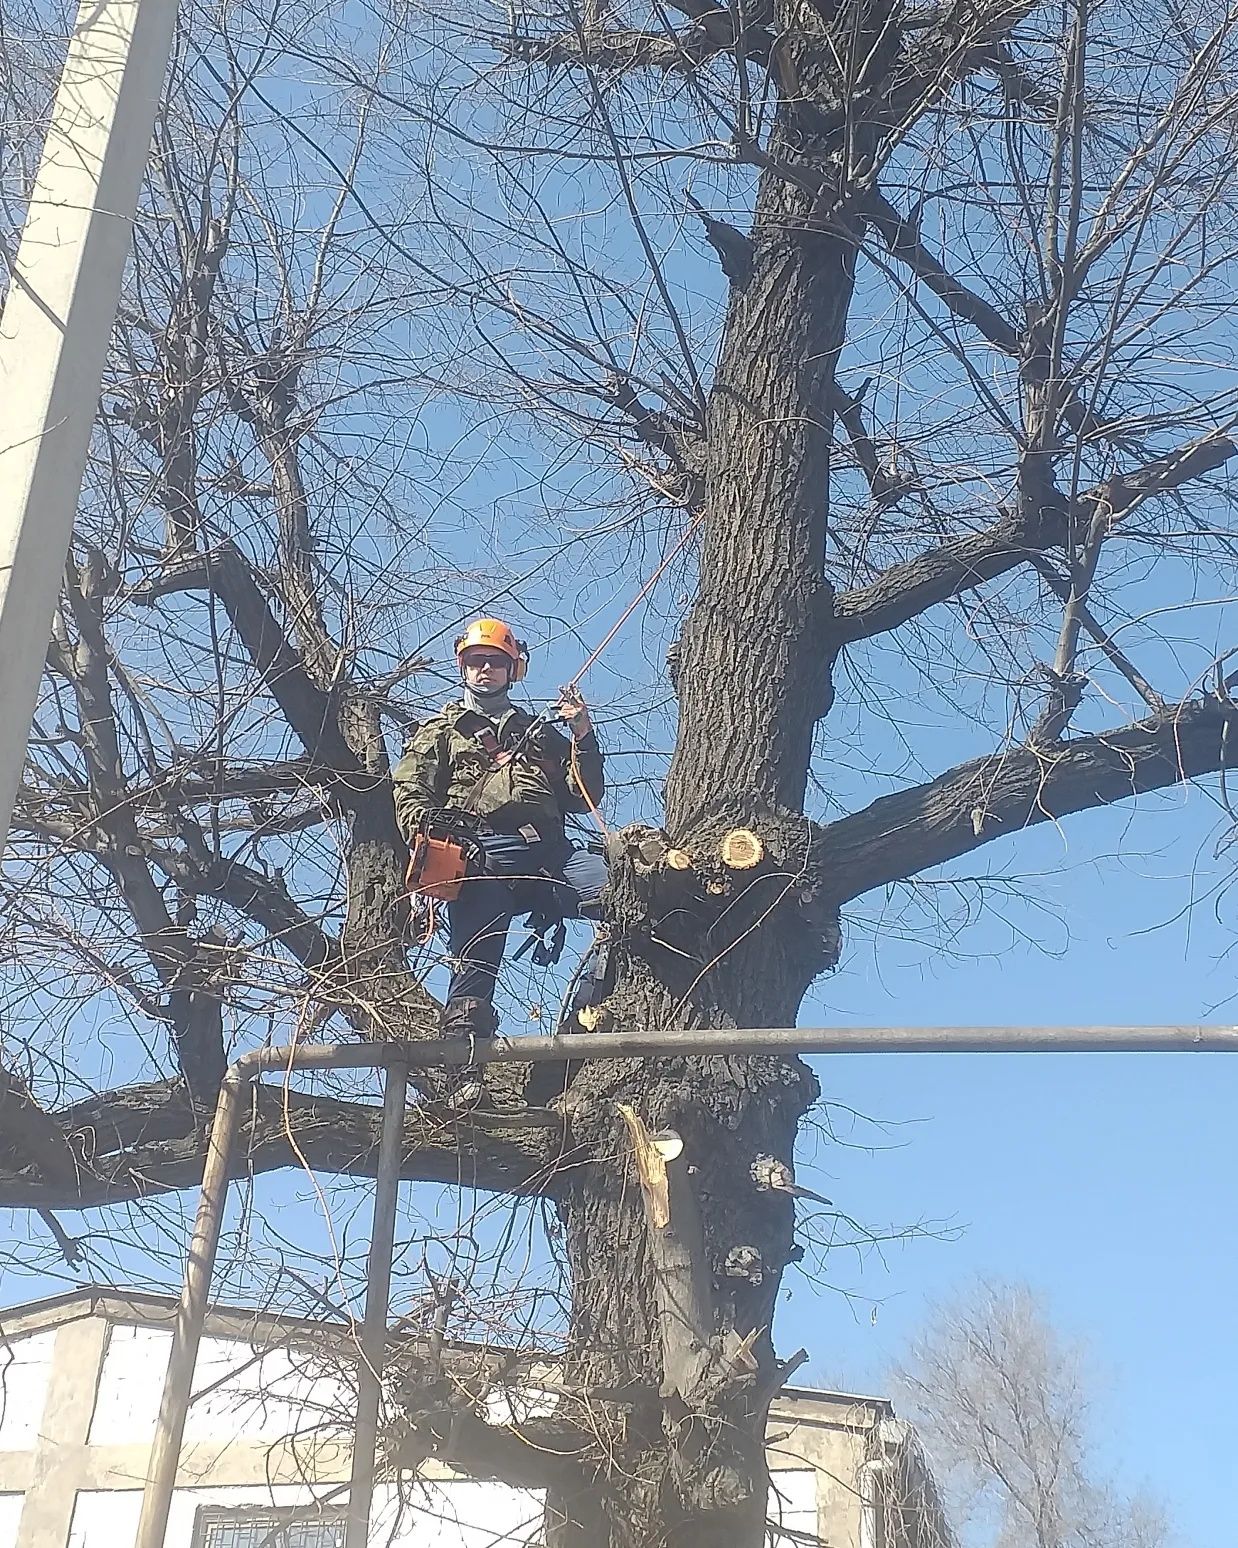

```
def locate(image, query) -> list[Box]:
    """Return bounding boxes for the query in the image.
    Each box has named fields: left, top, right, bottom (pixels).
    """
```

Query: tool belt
left=405, top=810, right=486, bottom=902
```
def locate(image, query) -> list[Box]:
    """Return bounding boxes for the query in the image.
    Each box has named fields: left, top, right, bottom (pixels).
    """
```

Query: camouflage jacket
left=391, top=702, right=604, bottom=843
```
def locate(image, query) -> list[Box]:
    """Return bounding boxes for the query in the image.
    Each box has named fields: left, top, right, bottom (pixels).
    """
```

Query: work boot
left=437, top=998, right=498, bottom=1110
left=441, top=997, right=499, bottom=1039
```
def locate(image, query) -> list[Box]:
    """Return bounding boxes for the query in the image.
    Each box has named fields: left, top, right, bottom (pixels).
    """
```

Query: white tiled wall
left=0, top=1494, right=24, bottom=1548
left=87, top=1327, right=168, bottom=1444
left=88, top=1327, right=349, bottom=1446
left=0, top=1331, right=54, bottom=1449
left=372, top=1482, right=542, bottom=1547
left=767, top=1469, right=818, bottom=1543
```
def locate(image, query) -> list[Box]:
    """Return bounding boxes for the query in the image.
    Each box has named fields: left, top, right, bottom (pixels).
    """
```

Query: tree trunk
left=665, top=143, right=856, bottom=826
left=543, top=76, right=859, bottom=1538
left=543, top=809, right=837, bottom=1544
left=545, top=1043, right=818, bottom=1546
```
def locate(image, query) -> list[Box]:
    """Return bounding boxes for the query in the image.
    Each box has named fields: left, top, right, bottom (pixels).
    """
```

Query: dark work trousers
left=446, top=832, right=608, bottom=1014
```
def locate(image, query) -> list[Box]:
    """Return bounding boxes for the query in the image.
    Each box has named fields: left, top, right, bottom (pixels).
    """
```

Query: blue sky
left=796, top=1043, right=1236, bottom=1545
left=4, top=12, right=1238, bottom=1543
left=786, top=791, right=1238, bottom=1547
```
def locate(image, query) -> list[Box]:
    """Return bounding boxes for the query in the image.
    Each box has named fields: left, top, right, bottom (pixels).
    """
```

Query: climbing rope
left=561, top=511, right=704, bottom=836
left=569, top=512, right=704, bottom=690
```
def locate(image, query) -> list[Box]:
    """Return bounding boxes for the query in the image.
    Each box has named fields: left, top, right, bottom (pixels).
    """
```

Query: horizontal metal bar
left=235, top=1023, right=1238, bottom=1083
left=138, top=1016, right=1234, bottom=1548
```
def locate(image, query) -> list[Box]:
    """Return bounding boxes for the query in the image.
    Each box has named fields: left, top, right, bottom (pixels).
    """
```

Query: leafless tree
left=2, top=0, right=1238, bottom=1542
left=895, top=1282, right=1169, bottom=1548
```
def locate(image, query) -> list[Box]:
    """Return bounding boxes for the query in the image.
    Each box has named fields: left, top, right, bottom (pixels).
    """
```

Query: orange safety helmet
left=454, top=617, right=528, bottom=681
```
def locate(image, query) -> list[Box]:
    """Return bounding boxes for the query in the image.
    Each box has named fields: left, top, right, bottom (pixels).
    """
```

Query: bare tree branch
left=391, top=1378, right=593, bottom=1489
left=132, top=545, right=359, bottom=777
left=0, top=1066, right=80, bottom=1186
left=834, top=433, right=1238, bottom=644
left=506, top=25, right=731, bottom=74
left=863, top=189, right=1020, bottom=354
left=1, top=1083, right=566, bottom=1209
left=817, top=696, right=1238, bottom=905
left=1026, top=557, right=1167, bottom=714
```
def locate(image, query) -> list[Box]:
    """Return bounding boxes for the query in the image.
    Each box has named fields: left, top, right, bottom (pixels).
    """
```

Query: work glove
left=556, top=684, right=592, bottom=739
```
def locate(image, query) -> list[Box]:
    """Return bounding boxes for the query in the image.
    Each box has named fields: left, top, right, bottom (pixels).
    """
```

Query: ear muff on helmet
left=455, top=618, right=529, bottom=682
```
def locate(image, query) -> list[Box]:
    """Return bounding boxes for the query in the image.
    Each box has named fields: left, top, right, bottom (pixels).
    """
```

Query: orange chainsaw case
left=406, top=833, right=471, bottom=902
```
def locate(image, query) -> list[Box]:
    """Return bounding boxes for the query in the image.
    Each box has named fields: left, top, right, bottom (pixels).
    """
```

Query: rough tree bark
left=542, top=108, right=855, bottom=1537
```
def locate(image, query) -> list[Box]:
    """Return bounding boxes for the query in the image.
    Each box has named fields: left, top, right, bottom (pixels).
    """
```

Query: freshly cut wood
left=637, top=834, right=669, bottom=865
left=632, top=831, right=693, bottom=870
left=616, top=1105, right=714, bottom=1405
left=720, top=827, right=764, bottom=869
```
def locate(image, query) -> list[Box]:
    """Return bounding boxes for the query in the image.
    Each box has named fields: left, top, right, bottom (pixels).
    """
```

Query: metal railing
left=133, top=1023, right=1238, bottom=1548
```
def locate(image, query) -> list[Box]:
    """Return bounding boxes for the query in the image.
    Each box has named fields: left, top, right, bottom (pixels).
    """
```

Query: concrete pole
left=0, top=0, right=177, bottom=853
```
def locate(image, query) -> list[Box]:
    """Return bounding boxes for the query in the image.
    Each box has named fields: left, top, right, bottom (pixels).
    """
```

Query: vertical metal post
left=344, top=1061, right=407, bottom=1548
left=0, top=0, right=177, bottom=853
left=135, top=1073, right=244, bottom=1548
left=130, top=1024, right=1233, bottom=1548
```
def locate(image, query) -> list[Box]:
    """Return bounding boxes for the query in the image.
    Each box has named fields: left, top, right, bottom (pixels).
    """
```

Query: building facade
left=0, top=1288, right=948, bottom=1548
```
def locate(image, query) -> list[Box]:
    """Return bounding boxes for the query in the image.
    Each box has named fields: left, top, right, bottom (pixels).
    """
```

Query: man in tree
left=392, top=618, right=606, bottom=1074
left=9, top=2, right=1238, bottom=1542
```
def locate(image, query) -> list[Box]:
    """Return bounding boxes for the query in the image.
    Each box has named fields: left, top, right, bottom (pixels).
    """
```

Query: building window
left=192, top=1507, right=346, bottom=1548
